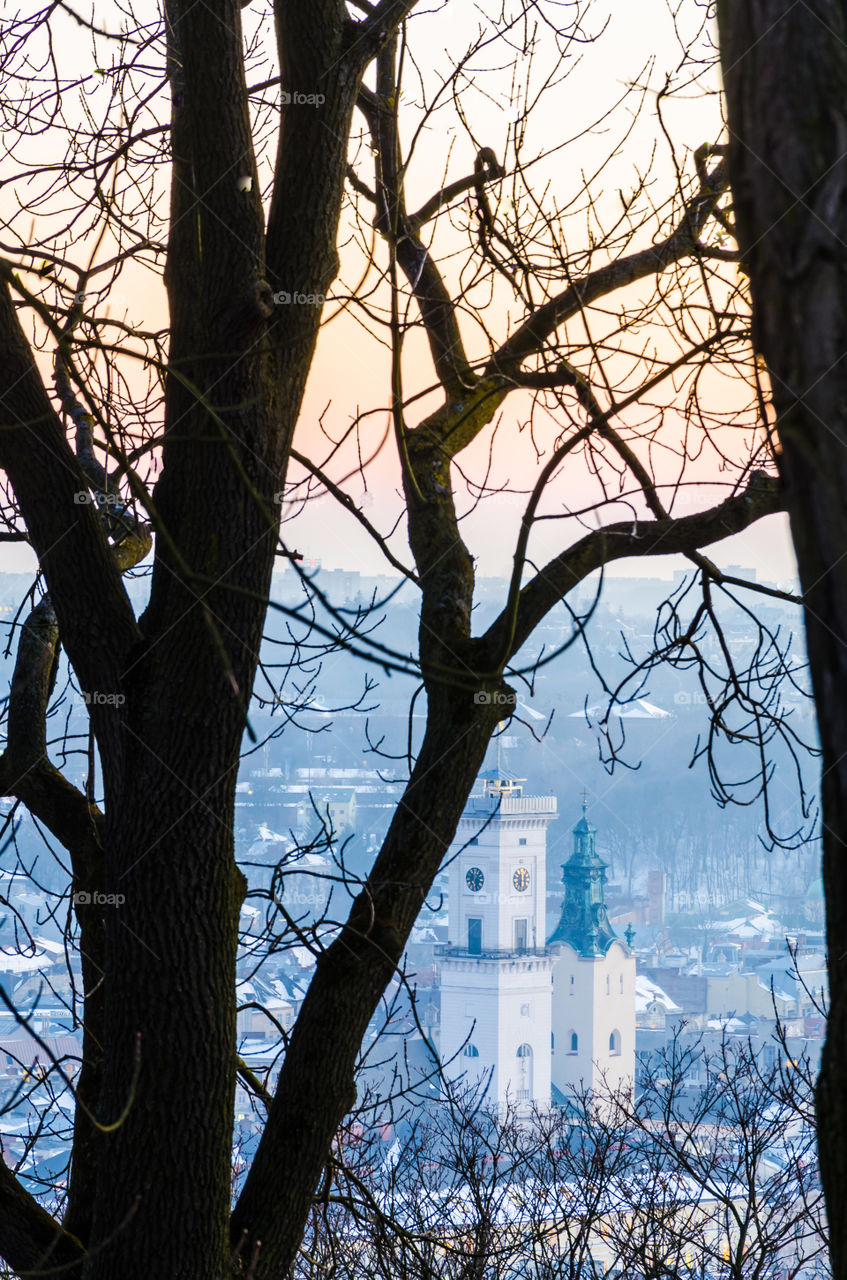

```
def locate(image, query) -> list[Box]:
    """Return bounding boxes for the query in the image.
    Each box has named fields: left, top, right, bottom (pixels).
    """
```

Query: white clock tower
left=438, top=771, right=556, bottom=1111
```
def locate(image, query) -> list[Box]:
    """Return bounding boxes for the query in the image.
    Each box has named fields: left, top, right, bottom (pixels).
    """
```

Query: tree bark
left=83, top=2, right=379, bottom=1274
left=717, top=4, right=847, bottom=1274
left=87, top=735, right=245, bottom=1277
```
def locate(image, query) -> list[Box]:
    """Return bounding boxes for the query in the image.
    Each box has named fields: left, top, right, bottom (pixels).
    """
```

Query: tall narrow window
left=609, top=1029, right=621, bottom=1056
left=568, top=1031, right=578, bottom=1054
left=516, top=1043, right=533, bottom=1101
left=467, top=918, right=482, bottom=955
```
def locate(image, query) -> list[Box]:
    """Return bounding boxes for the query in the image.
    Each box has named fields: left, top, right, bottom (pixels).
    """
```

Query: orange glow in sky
left=0, top=0, right=798, bottom=587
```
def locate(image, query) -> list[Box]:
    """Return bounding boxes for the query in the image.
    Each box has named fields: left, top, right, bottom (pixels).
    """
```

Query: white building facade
left=438, top=773, right=556, bottom=1111
left=439, top=779, right=635, bottom=1111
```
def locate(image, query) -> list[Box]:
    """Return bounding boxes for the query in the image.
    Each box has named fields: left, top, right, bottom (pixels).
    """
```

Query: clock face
left=466, top=866, right=485, bottom=892
left=513, top=867, right=531, bottom=893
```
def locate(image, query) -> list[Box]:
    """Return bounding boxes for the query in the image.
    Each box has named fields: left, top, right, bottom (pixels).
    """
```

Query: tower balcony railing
left=436, top=943, right=551, bottom=960
left=467, top=795, right=557, bottom=815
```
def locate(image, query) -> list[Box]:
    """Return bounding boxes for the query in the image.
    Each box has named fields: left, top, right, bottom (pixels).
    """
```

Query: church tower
left=438, top=771, right=556, bottom=1111
left=548, top=800, right=635, bottom=1100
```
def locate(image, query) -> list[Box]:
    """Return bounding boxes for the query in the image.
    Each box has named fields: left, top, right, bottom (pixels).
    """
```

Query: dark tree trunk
left=717, top=4, right=847, bottom=1272
left=87, top=694, right=248, bottom=1275
left=82, top=3, right=374, bottom=1273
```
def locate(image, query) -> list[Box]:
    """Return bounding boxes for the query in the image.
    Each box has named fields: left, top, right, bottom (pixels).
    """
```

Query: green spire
left=548, top=798, right=618, bottom=956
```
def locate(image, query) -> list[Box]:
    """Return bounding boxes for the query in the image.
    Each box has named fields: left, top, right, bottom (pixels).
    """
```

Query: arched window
left=606, top=974, right=610, bottom=995
left=569, top=974, right=575, bottom=993
left=568, top=1031, right=578, bottom=1054
left=609, top=1029, right=621, bottom=1056
left=516, top=1042, right=533, bottom=1101
left=463, top=1043, right=480, bottom=1058
left=620, top=973, right=624, bottom=994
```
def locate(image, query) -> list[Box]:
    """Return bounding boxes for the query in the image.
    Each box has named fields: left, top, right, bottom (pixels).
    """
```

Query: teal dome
left=548, top=800, right=619, bottom=957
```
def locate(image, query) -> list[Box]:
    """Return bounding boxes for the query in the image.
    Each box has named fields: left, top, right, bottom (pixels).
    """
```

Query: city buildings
left=438, top=773, right=636, bottom=1110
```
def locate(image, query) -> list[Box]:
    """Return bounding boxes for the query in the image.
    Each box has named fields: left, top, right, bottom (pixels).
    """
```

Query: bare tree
left=0, top=2, right=800, bottom=1276
left=300, top=1038, right=826, bottom=1280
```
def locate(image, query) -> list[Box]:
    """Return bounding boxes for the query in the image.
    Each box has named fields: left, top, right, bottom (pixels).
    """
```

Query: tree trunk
left=87, top=691, right=247, bottom=1276
left=80, top=3, right=366, bottom=1271
left=717, top=4, right=847, bottom=1272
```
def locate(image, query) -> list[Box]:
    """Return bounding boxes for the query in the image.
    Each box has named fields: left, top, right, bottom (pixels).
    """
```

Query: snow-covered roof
left=409, top=926, right=441, bottom=944
left=706, top=1016, right=747, bottom=1032
left=635, top=974, right=682, bottom=1013
left=570, top=699, right=672, bottom=720
left=257, top=823, right=289, bottom=843
left=289, top=946, right=317, bottom=970
left=236, top=975, right=294, bottom=1009
left=238, top=1037, right=285, bottom=1063
left=707, top=912, right=782, bottom=938
left=0, top=938, right=63, bottom=973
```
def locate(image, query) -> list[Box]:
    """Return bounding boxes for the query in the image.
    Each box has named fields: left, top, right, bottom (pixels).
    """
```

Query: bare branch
left=483, top=471, right=784, bottom=664
left=0, top=275, right=140, bottom=731
left=0, top=1158, right=84, bottom=1276
left=488, top=156, right=729, bottom=373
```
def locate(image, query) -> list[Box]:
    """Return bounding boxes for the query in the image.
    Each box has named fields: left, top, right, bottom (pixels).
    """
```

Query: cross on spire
left=580, top=786, right=590, bottom=811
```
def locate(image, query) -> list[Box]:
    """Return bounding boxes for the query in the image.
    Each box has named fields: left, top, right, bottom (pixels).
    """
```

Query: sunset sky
left=2, top=0, right=799, bottom=587
left=286, top=0, right=797, bottom=584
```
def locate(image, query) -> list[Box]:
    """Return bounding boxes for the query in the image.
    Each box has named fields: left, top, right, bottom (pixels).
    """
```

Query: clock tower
left=437, top=771, right=556, bottom=1111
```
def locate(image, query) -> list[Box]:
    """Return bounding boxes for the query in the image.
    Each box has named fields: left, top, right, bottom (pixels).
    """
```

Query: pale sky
left=283, top=0, right=797, bottom=584
left=0, top=0, right=800, bottom=590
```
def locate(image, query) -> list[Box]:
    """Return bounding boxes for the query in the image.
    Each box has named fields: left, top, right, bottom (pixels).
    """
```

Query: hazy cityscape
left=0, top=561, right=826, bottom=1276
